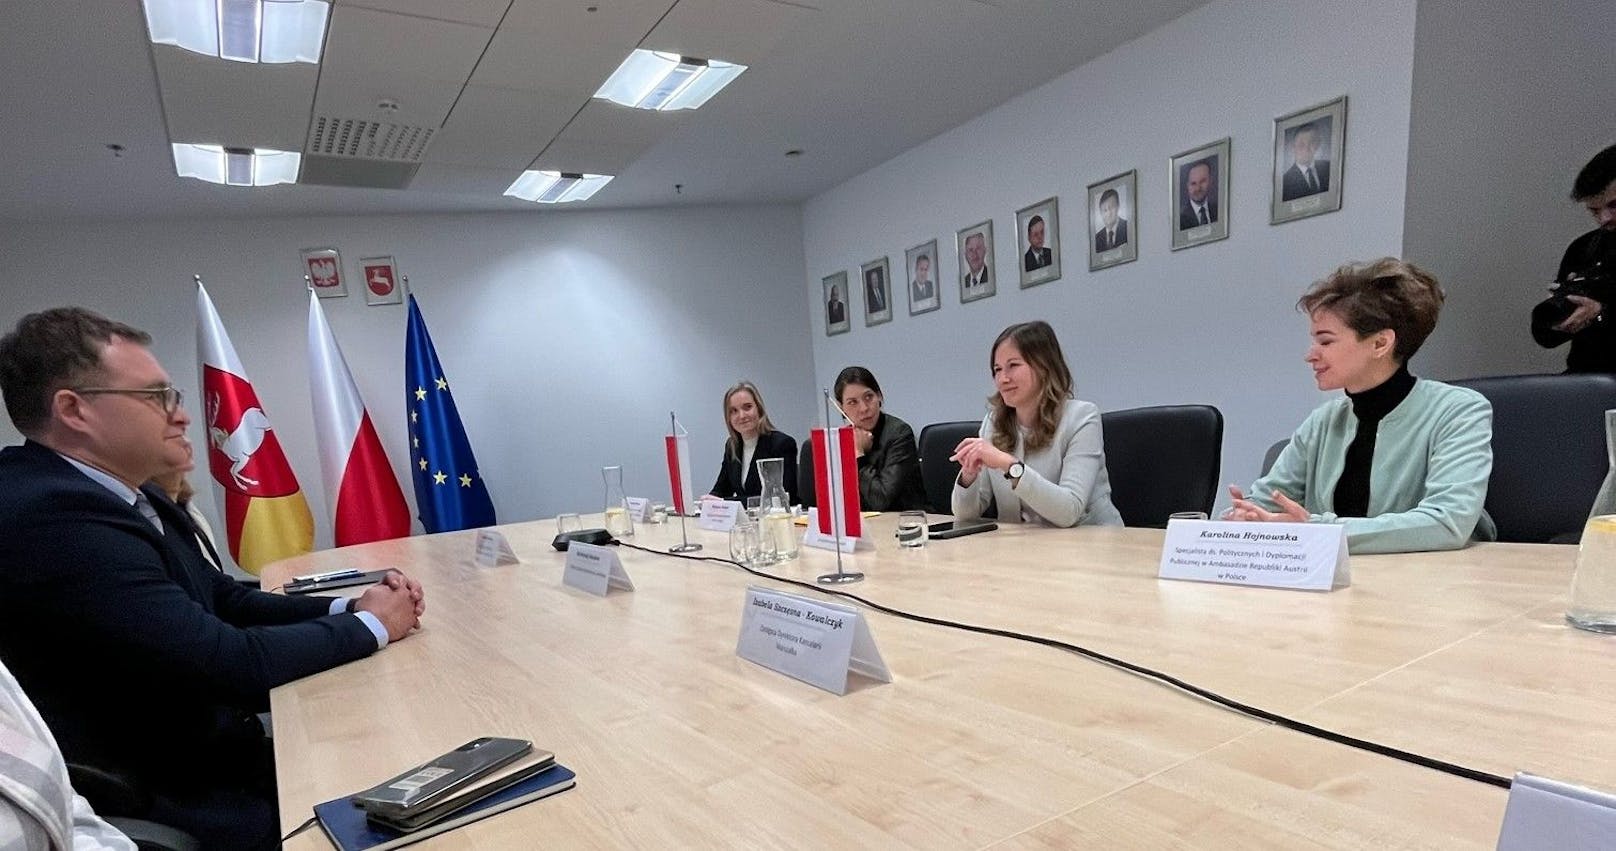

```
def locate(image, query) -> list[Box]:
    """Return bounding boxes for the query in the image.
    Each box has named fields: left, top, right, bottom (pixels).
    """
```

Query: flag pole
left=669, top=411, right=701, bottom=554
left=817, top=388, right=863, bottom=585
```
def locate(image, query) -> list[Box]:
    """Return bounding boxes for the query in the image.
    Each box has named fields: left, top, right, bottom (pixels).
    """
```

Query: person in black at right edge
left=1533, top=143, right=1616, bottom=372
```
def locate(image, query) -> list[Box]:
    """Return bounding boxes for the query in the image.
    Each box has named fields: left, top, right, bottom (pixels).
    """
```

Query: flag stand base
left=670, top=511, right=701, bottom=554
left=816, top=571, right=864, bottom=585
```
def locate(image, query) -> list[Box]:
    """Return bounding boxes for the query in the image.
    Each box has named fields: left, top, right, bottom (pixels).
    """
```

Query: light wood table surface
left=263, top=514, right=1611, bottom=849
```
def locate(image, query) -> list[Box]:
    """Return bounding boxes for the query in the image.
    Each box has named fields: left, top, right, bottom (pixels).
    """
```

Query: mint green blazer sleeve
left=1332, top=392, right=1493, bottom=554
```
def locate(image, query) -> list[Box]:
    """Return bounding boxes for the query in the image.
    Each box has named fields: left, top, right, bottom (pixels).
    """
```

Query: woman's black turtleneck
left=1332, top=363, right=1416, bottom=517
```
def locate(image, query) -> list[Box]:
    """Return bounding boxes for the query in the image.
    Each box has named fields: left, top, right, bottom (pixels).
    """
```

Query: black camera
left=1542, top=248, right=1615, bottom=328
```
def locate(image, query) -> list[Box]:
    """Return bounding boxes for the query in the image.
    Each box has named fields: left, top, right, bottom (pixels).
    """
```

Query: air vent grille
left=307, top=116, right=434, bottom=162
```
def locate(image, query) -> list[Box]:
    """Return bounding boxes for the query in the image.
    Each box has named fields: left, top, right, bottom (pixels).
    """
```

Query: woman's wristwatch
left=1004, top=460, right=1025, bottom=488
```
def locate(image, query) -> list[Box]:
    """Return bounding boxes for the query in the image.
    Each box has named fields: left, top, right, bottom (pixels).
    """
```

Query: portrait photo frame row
left=823, top=95, right=1347, bottom=336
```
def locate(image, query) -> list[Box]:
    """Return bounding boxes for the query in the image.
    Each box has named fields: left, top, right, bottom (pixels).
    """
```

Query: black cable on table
left=615, top=540, right=1513, bottom=791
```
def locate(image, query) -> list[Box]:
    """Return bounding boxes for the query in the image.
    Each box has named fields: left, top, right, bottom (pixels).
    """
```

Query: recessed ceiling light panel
left=143, top=0, right=330, bottom=64
left=171, top=144, right=301, bottom=186
left=503, top=171, right=613, bottom=204
left=594, top=50, right=746, bottom=111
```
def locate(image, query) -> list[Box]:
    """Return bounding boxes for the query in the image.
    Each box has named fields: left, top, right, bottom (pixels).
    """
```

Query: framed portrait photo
left=905, top=239, right=941, bottom=316
left=1086, top=171, right=1139, bottom=272
left=822, top=271, right=850, bottom=336
left=1169, top=138, right=1231, bottom=251
left=956, top=219, right=996, bottom=304
left=1271, top=95, right=1347, bottom=224
left=1015, top=198, right=1061, bottom=289
left=860, top=257, right=893, bottom=327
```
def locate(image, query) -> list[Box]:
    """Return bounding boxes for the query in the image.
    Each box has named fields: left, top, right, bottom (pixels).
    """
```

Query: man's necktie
left=1197, top=206, right=1209, bottom=226
left=1305, top=167, right=1317, bottom=191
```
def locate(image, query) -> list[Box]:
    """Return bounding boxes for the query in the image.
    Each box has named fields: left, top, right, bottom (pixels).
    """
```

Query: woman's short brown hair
left=1297, top=258, right=1445, bottom=363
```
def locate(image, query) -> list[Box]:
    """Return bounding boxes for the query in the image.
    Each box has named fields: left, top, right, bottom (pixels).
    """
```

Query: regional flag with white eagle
left=196, top=283, right=314, bottom=574
left=308, top=293, right=411, bottom=546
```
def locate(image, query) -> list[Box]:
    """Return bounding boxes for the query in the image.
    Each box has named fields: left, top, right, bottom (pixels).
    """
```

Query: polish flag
left=308, top=293, right=411, bottom=546
left=665, top=415, right=695, bottom=515
left=197, top=283, right=314, bottom=574
left=812, top=426, right=862, bottom=539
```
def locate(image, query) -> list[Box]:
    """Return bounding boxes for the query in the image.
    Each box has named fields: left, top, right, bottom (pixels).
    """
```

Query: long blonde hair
left=987, top=321, right=1073, bottom=454
left=721, top=381, right=776, bottom=459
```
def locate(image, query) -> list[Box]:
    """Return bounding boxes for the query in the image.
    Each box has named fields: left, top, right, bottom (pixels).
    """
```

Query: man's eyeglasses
left=72, top=385, right=185, bottom=416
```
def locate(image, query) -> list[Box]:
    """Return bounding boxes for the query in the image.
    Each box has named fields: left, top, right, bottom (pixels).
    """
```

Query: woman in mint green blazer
left=1227, top=258, right=1496, bottom=553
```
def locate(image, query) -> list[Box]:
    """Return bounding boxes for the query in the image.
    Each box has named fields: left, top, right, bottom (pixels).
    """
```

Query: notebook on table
left=313, top=759, right=576, bottom=851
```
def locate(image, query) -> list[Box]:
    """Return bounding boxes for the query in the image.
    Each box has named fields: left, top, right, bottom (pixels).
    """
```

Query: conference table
left=264, top=514, right=1614, bottom=848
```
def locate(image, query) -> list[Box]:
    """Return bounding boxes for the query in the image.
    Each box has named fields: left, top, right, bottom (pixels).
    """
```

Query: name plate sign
left=472, top=529, right=519, bottom=567
left=736, top=587, right=891, bottom=696
left=625, top=497, right=653, bottom=523
left=562, top=542, right=635, bottom=596
left=800, top=507, right=873, bottom=554
left=1158, top=520, right=1349, bottom=591
left=1498, top=772, right=1616, bottom=850
left=698, top=500, right=742, bottom=532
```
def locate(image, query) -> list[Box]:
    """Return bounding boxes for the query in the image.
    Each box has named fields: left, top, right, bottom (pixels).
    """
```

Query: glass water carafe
left=755, top=457, right=797, bottom=561
left=1568, top=515, right=1616, bottom=632
left=602, top=465, right=634, bottom=538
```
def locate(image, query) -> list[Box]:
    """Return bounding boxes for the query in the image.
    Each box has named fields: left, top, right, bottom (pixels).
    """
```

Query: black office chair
left=1260, top=438, right=1289, bottom=476
left=1100, top=405, right=1224, bottom=527
left=916, top=421, right=980, bottom=515
left=1450, top=373, right=1616, bottom=543
left=796, top=440, right=817, bottom=509
left=68, top=764, right=200, bottom=851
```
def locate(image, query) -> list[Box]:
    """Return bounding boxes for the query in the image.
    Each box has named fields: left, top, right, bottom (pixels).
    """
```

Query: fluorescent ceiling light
left=143, top=0, right=330, bottom=64
left=594, top=50, right=746, bottom=111
left=171, top=144, right=301, bottom=186
left=503, top=171, right=613, bottom=204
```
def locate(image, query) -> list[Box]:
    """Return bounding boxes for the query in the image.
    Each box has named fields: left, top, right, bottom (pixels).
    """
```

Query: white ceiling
left=0, top=0, right=1207, bottom=223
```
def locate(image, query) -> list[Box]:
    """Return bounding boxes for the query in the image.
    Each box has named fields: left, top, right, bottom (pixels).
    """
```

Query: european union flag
left=404, top=295, right=496, bottom=533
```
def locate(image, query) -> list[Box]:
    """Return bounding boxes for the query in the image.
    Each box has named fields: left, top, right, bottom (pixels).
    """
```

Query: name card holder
left=1158, top=519, right=1348, bottom=591
left=472, top=529, right=520, bottom=567
left=735, top=586, right=891, bottom=695
left=562, top=542, right=635, bottom=597
left=625, top=497, right=653, bottom=523
left=801, top=508, right=873, bottom=554
left=698, top=500, right=743, bottom=532
left=1498, top=772, right=1616, bottom=850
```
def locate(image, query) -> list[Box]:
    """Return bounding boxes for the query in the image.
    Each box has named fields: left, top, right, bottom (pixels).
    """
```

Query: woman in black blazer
left=834, top=366, right=926, bottom=511
left=707, top=380, right=799, bottom=504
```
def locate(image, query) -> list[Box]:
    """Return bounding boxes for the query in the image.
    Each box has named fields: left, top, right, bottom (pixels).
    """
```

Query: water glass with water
left=729, top=519, right=761, bottom=566
left=556, top=513, right=583, bottom=534
left=895, top=510, right=928, bottom=548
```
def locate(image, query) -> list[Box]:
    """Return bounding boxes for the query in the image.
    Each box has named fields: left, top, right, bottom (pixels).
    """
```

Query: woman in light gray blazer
left=951, top=320, right=1123, bottom=528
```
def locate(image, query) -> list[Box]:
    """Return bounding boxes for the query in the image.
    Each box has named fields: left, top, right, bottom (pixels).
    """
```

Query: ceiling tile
left=472, top=0, right=672, bottom=93
left=154, top=47, right=319, bottom=150
left=338, top=0, right=513, bottom=28
left=322, top=5, right=494, bottom=85
left=644, top=0, right=814, bottom=67
left=424, top=85, right=579, bottom=168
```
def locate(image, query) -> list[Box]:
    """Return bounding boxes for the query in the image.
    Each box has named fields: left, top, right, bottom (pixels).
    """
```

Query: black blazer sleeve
left=711, top=449, right=738, bottom=500
left=13, top=496, right=376, bottom=703
left=858, top=419, right=924, bottom=511
left=776, top=433, right=800, bottom=506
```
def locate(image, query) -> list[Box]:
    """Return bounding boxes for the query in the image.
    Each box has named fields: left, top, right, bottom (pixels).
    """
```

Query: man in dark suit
left=0, top=308, right=424, bottom=849
left=864, top=268, right=887, bottom=314
left=910, top=254, right=936, bottom=304
left=1178, top=159, right=1218, bottom=230
left=1094, top=188, right=1130, bottom=252
left=1280, top=122, right=1332, bottom=202
left=826, top=285, right=846, bottom=325
left=1023, top=215, right=1052, bottom=271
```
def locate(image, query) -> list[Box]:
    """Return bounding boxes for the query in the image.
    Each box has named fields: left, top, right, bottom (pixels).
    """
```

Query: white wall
left=0, top=205, right=814, bottom=560
left=802, top=0, right=1418, bottom=505
left=1401, top=0, right=1616, bottom=379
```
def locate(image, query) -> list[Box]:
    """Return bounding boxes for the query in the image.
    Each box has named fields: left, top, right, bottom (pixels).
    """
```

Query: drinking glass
left=729, top=519, right=761, bottom=566
left=1169, top=511, right=1210, bottom=521
left=556, top=513, right=583, bottom=534
left=895, top=510, right=928, bottom=548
